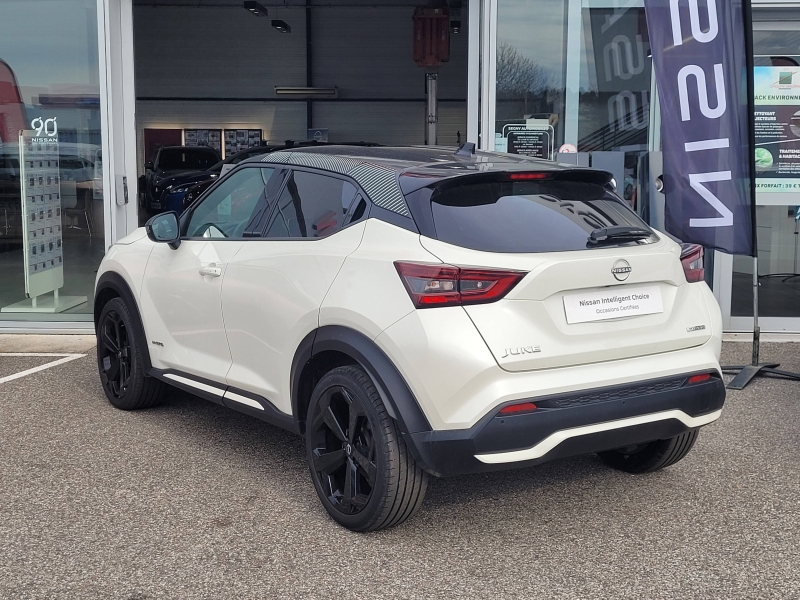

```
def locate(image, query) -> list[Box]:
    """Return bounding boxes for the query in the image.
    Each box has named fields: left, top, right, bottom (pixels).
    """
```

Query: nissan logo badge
left=612, top=259, right=632, bottom=282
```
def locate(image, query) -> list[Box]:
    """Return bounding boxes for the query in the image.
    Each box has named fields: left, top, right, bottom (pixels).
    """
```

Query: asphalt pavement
left=0, top=342, right=798, bottom=599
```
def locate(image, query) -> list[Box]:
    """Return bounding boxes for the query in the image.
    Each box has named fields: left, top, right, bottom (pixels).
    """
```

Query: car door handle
left=199, top=266, right=222, bottom=278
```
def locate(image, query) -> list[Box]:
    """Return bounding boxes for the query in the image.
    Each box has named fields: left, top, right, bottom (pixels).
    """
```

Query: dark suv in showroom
left=140, top=145, right=220, bottom=215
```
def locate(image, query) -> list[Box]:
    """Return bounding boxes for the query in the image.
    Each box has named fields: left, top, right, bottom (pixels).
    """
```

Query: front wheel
left=597, top=429, right=699, bottom=474
left=305, top=366, right=428, bottom=532
left=96, top=297, right=165, bottom=410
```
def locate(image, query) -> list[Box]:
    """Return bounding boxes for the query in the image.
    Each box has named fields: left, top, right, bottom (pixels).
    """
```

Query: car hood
left=155, top=168, right=209, bottom=183
left=156, top=169, right=217, bottom=189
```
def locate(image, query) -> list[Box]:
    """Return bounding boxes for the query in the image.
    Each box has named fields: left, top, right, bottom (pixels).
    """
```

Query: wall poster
left=224, top=129, right=262, bottom=157
left=184, top=129, right=222, bottom=154
left=754, top=66, right=800, bottom=203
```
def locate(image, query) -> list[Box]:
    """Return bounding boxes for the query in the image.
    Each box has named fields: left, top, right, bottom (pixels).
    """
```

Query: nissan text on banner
left=644, top=0, right=755, bottom=256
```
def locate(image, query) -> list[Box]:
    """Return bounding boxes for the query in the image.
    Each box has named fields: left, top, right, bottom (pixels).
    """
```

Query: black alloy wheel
left=96, top=297, right=165, bottom=410
left=308, top=385, right=377, bottom=515
left=597, top=429, right=700, bottom=474
left=98, top=306, right=132, bottom=399
left=305, top=366, right=428, bottom=532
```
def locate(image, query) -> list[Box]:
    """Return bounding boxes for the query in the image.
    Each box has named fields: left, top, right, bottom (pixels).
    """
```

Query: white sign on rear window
left=563, top=285, right=664, bottom=324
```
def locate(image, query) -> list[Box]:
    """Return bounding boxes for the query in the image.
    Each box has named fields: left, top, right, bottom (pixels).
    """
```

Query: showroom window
left=729, top=22, right=800, bottom=321
left=0, top=0, right=104, bottom=322
left=494, top=0, right=652, bottom=212
left=265, top=171, right=357, bottom=239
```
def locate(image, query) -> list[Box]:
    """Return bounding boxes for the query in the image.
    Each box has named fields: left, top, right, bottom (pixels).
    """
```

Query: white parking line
left=0, top=353, right=87, bottom=384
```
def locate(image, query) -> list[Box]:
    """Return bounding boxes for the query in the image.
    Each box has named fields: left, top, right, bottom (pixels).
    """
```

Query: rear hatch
left=413, top=172, right=713, bottom=372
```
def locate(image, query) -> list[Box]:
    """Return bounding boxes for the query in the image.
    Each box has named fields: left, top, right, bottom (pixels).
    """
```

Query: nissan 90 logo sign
left=612, top=259, right=632, bottom=282
left=31, top=117, right=58, bottom=138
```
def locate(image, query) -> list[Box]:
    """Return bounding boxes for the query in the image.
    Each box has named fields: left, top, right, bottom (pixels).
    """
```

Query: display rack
left=1, top=130, right=86, bottom=314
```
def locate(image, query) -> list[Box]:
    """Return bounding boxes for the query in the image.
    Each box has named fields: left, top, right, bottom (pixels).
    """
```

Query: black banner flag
left=644, top=0, right=755, bottom=256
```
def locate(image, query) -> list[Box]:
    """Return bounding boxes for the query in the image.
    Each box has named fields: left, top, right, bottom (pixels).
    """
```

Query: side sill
left=149, top=368, right=300, bottom=435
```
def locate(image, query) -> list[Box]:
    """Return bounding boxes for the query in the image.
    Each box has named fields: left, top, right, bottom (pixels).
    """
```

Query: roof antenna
left=455, top=141, right=475, bottom=156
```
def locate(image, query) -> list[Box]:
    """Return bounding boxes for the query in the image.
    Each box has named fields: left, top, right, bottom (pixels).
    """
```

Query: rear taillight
left=680, top=243, right=705, bottom=283
left=498, top=402, right=538, bottom=416
left=394, top=261, right=527, bottom=308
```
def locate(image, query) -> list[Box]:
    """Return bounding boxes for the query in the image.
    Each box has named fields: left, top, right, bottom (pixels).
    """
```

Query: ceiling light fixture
left=275, top=87, right=338, bottom=97
left=243, top=1, right=268, bottom=16
left=272, top=19, right=291, bottom=33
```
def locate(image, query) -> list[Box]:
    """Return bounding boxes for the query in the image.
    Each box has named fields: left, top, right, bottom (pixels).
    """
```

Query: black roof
left=245, top=145, right=611, bottom=218
left=245, top=144, right=581, bottom=175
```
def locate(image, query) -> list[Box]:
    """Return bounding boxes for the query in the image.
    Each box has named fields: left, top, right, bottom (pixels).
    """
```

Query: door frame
left=98, top=0, right=139, bottom=248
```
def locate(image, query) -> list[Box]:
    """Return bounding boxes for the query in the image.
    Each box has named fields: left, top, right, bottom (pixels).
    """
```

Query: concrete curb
left=0, top=334, right=96, bottom=353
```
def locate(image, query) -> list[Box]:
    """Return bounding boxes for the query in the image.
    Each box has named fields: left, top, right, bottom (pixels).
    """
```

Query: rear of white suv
left=94, top=146, right=725, bottom=532
left=320, top=167, right=724, bottom=482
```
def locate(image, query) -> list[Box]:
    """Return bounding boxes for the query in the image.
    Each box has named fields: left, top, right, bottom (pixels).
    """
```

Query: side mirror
left=145, top=161, right=154, bottom=171
left=145, top=211, right=181, bottom=249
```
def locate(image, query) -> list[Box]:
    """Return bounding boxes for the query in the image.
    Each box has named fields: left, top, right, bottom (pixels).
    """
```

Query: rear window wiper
left=587, top=226, right=653, bottom=246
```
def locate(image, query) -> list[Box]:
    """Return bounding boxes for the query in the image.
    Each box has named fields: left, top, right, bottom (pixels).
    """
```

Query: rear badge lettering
left=151, top=340, right=164, bottom=347
left=687, top=325, right=706, bottom=332
left=501, top=346, right=541, bottom=359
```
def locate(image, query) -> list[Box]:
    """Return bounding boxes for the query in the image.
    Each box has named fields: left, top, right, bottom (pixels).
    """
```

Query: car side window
left=185, top=167, right=274, bottom=239
left=265, top=170, right=357, bottom=239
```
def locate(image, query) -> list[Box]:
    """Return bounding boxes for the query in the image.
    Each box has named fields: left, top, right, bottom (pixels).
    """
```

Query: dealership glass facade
left=730, top=24, right=800, bottom=322
left=0, top=0, right=797, bottom=333
left=494, top=0, right=652, bottom=212
left=0, top=0, right=105, bottom=324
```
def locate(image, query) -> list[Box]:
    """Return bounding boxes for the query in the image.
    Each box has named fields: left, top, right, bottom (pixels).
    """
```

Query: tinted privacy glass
left=430, top=180, right=656, bottom=253
left=186, top=167, right=274, bottom=238
left=266, top=171, right=357, bottom=238
left=158, top=148, right=219, bottom=171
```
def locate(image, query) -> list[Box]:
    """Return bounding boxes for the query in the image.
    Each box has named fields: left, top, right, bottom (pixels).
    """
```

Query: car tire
left=305, top=365, right=428, bottom=532
left=96, top=297, right=165, bottom=410
left=596, top=429, right=699, bottom=474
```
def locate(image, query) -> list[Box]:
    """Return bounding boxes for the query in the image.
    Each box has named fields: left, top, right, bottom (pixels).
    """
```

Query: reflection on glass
left=495, top=2, right=652, bottom=216
left=496, top=0, right=566, bottom=149
left=0, top=0, right=104, bottom=321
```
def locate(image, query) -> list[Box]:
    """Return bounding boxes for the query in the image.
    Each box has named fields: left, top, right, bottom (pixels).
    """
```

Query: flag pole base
left=722, top=363, right=800, bottom=390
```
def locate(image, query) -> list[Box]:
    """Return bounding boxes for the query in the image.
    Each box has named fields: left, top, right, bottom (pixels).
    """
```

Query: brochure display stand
left=1, top=130, right=86, bottom=314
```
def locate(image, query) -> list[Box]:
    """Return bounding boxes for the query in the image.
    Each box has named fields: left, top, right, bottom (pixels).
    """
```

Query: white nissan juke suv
left=94, top=145, right=726, bottom=531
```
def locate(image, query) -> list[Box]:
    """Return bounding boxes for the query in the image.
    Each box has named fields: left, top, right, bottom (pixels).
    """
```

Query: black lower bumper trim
left=405, top=371, right=726, bottom=477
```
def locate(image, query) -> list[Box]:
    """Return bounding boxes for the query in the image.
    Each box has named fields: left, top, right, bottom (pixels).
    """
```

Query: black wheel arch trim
left=291, top=325, right=432, bottom=436
left=95, top=271, right=153, bottom=373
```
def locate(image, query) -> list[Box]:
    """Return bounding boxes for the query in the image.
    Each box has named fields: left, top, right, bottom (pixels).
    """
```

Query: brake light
left=509, top=172, right=549, bottom=180
left=687, top=373, right=712, bottom=385
left=680, top=243, right=705, bottom=283
left=394, top=262, right=527, bottom=308
left=498, top=402, right=538, bottom=416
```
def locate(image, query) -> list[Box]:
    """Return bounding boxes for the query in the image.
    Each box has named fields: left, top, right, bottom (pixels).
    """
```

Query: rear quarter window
left=429, top=179, right=656, bottom=253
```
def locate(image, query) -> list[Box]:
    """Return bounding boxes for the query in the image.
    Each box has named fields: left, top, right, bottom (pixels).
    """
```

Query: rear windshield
left=429, top=180, right=656, bottom=253
left=158, top=148, right=219, bottom=171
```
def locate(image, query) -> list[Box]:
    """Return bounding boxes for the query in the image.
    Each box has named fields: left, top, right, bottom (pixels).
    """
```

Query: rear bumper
left=404, top=371, right=725, bottom=477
